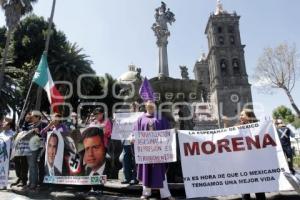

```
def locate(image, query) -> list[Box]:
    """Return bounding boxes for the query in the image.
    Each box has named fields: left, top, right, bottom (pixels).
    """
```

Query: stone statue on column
left=179, top=66, right=189, bottom=80
left=152, top=2, right=175, bottom=77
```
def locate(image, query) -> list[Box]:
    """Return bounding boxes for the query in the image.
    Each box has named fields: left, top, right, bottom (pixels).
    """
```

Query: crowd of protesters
left=0, top=104, right=297, bottom=200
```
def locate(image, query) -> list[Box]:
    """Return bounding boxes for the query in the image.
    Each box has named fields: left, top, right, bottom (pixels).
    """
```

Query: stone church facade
left=118, top=3, right=253, bottom=130
left=194, top=5, right=253, bottom=128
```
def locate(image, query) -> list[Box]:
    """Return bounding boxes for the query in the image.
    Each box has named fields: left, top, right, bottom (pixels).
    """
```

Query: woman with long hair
left=239, top=108, right=266, bottom=200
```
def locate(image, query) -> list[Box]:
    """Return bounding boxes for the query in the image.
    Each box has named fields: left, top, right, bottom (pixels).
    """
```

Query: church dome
left=118, top=64, right=138, bottom=82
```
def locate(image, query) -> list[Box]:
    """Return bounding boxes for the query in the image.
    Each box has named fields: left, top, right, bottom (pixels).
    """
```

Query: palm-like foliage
left=49, top=42, right=99, bottom=109
left=1, top=15, right=105, bottom=116
left=0, top=0, right=37, bottom=102
left=0, top=0, right=38, bottom=15
left=0, top=47, right=24, bottom=117
left=10, top=15, right=101, bottom=113
left=12, top=15, right=63, bottom=68
left=0, top=27, right=6, bottom=46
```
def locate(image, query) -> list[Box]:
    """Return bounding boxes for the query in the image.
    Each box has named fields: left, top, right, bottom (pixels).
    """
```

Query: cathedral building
left=194, top=1, right=253, bottom=127
left=118, top=1, right=253, bottom=129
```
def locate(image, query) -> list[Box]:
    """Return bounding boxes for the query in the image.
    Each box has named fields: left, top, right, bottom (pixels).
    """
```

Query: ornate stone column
left=152, top=2, right=175, bottom=77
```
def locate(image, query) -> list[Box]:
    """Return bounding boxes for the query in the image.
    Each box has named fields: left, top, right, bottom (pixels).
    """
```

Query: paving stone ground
left=0, top=170, right=299, bottom=200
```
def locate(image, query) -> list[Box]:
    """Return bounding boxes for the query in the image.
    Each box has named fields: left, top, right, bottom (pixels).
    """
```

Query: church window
left=232, top=59, right=239, bottom=68
left=218, top=36, right=224, bottom=45
left=228, top=25, right=234, bottom=33
left=220, top=59, right=227, bottom=71
left=218, top=26, right=223, bottom=33
left=229, top=35, right=235, bottom=45
left=232, top=59, right=240, bottom=74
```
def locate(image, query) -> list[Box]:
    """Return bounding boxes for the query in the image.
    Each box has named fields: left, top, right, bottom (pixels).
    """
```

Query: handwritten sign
left=112, top=112, right=143, bottom=140
left=134, top=129, right=177, bottom=164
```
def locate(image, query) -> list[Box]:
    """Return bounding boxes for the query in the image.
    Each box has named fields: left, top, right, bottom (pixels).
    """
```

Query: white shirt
left=89, top=162, right=106, bottom=176
left=0, top=129, right=15, bottom=139
left=47, top=162, right=56, bottom=176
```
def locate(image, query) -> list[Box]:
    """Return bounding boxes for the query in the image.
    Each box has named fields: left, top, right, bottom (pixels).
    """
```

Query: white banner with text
left=178, top=121, right=293, bottom=198
left=111, top=112, right=143, bottom=140
left=134, top=129, right=177, bottom=164
left=0, top=135, right=11, bottom=188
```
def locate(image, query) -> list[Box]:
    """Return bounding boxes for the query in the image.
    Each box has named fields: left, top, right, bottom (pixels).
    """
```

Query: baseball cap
left=93, top=107, right=104, bottom=115
left=31, top=110, right=42, bottom=117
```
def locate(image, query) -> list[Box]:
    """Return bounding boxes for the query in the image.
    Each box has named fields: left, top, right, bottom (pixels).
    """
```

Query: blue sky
left=0, top=0, right=299, bottom=119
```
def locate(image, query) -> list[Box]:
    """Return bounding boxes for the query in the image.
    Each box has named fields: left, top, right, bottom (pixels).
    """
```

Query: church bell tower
left=206, top=1, right=253, bottom=126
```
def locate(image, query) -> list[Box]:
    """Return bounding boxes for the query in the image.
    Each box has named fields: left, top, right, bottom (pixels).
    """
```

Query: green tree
left=0, top=43, right=23, bottom=117
left=49, top=42, right=101, bottom=111
left=273, top=105, right=295, bottom=123
left=0, top=0, right=37, bottom=96
left=3, top=15, right=100, bottom=115
left=292, top=118, right=300, bottom=129
left=12, top=15, right=67, bottom=69
left=0, top=26, right=6, bottom=46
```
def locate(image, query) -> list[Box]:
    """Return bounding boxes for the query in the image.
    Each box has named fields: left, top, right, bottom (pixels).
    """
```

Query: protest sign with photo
left=111, top=112, right=143, bottom=140
left=43, top=128, right=109, bottom=185
left=44, top=130, right=64, bottom=177
left=0, top=135, right=11, bottom=188
left=178, top=121, right=293, bottom=198
left=44, top=129, right=85, bottom=184
left=134, top=129, right=177, bottom=164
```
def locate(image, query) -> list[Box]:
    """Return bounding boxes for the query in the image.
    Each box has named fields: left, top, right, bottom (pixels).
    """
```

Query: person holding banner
left=275, top=119, right=295, bottom=175
left=0, top=117, right=15, bottom=139
left=239, top=108, right=266, bottom=200
left=121, top=102, right=139, bottom=185
left=135, top=78, right=174, bottom=200
left=21, top=112, right=33, bottom=131
left=40, top=113, right=69, bottom=138
left=11, top=112, right=31, bottom=187
left=0, top=120, right=13, bottom=190
left=26, top=110, right=47, bottom=191
left=0, top=118, right=15, bottom=190
left=90, top=107, right=112, bottom=149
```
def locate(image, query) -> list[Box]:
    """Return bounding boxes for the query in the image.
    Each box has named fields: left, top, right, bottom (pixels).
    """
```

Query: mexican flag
left=32, top=53, right=64, bottom=112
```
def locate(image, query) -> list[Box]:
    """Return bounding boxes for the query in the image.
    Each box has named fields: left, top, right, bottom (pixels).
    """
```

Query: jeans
left=123, top=145, right=137, bottom=181
left=38, top=150, right=45, bottom=185
left=14, top=156, right=28, bottom=184
left=27, top=150, right=39, bottom=188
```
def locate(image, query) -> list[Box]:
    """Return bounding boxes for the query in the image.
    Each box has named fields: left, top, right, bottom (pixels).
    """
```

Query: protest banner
left=134, top=129, right=177, bottom=164
left=44, top=127, right=110, bottom=185
left=44, top=175, right=107, bottom=185
left=111, top=112, right=143, bottom=140
left=10, top=131, right=34, bottom=158
left=178, top=120, right=293, bottom=198
left=0, top=135, right=11, bottom=188
left=44, top=130, right=64, bottom=177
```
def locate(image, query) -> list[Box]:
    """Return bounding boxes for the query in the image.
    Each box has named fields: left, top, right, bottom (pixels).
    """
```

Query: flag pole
left=17, top=81, right=34, bottom=130
left=35, top=0, right=57, bottom=110
left=18, top=0, right=57, bottom=128
left=44, top=0, right=56, bottom=55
